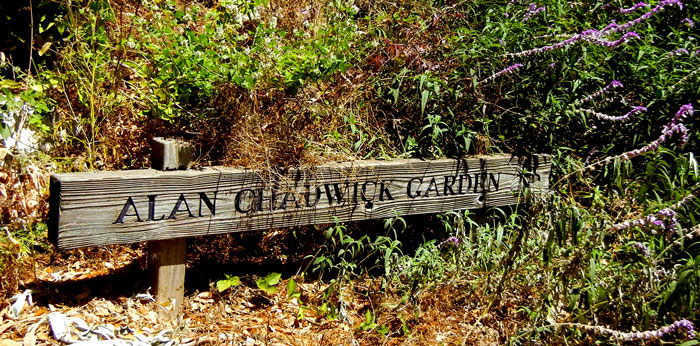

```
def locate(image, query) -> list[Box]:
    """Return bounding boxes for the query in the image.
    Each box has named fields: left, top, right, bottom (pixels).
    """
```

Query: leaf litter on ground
left=0, top=246, right=517, bottom=345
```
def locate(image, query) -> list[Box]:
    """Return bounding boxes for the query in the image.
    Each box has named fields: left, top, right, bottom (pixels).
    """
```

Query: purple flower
left=670, top=68, right=700, bottom=90
left=596, top=106, right=696, bottom=228
left=478, top=63, right=524, bottom=84
left=602, top=20, right=621, bottom=32
left=633, top=242, right=650, bottom=256
left=599, top=104, right=694, bottom=166
left=673, top=319, right=696, bottom=339
left=568, top=318, right=697, bottom=340
left=508, top=31, right=594, bottom=57
left=611, top=208, right=679, bottom=234
left=585, top=148, right=598, bottom=163
left=549, top=62, right=557, bottom=68
left=657, top=208, right=675, bottom=217
left=613, top=318, right=696, bottom=339
left=652, top=219, right=666, bottom=228
left=509, top=0, right=681, bottom=57
left=576, top=80, right=624, bottom=104
left=667, top=48, right=690, bottom=58
left=676, top=103, right=694, bottom=118
left=681, top=17, right=694, bottom=27
left=621, top=105, right=648, bottom=119
left=447, top=236, right=459, bottom=246
left=670, top=191, right=699, bottom=210
left=575, top=106, right=646, bottom=122
left=618, top=2, right=649, bottom=13
left=508, top=29, right=638, bottom=57
left=587, top=31, right=641, bottom=47
left=665, top=103, right=694, bottom=133
left=603, top=0, right=684, bottom=34
left=523, top=3, right=545, bottom=21
left=505, top=0, right=518, bottom=17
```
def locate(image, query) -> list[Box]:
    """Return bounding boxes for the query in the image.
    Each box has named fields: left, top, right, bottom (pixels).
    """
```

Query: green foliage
left=659, top=254, right=700, bottom=319
left=0, top=64, right=55, bottom=146
left=49, top=0, right=123, bottom=163
left=286, top=277, right=301, bottom=300
left=126, top=0, right=262, bottom=121
left=216, top=274, right=241, bottom=293
left=255, top=272, right=282, bottom=294
left=358, top=309, right=389, bottom=336
left=306, top=218, right=403, bottom=282
left=316, top=279, right=341, bottom=320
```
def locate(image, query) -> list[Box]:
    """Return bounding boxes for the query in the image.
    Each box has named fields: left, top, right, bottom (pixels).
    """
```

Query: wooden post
left=149, top=137, right=192, bottom=315
left=151, top=137, right=193, bottom=171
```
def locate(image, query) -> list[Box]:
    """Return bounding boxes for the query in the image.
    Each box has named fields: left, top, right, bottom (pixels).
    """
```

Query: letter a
left=168, top=194, right=195, bottom=219
left=114, top=197, right=142, bottom=224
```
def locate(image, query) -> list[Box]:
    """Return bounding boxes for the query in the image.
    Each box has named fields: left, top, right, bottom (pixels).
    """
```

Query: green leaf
left=572, top=79, right=581, bottom=93
left=359, top=310, right=378, bottom=330
left=256, top=272, right=282, bottom=294
left=0, top=123, right=11, bottom=139
left=287, top=278, right=297, bottom=297
left=399, top=316, right=410, bottom=336
left=389, top=87, right=399, bottom=104
left=421, top=90, right=429, bottom=116
left=216, top=275, right=240, bottom=292
left=256, top=278, right=277, bottom=294
left=679, top=341, right=699, bottom=346
left=265, top=272, right=282, bottom=286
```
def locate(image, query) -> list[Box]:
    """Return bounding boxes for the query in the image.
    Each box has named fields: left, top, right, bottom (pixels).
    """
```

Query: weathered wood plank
left=49, top=155, right=550, bottom=249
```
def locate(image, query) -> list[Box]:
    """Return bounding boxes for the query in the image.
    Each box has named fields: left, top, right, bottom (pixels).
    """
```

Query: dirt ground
left=0, top=232, right=529, bottom=346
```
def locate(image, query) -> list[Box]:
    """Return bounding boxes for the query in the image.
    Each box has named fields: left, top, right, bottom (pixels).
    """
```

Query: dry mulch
left=0, top=240, right=526, bottom=346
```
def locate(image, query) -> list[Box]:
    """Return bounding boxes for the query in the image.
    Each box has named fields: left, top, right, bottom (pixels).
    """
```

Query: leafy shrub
left=0, top=0, right=699, bottom=342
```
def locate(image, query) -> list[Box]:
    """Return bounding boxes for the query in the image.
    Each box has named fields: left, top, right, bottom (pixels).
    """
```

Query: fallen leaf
left=146, top=311, right=158, bottom=324
left=23, top=319, right=44, bottom=346
left=0, top=340, right=21, bottom=346
left=32, top=307, right=48, bottom=317
left=94, top=305, right=111, bottom=317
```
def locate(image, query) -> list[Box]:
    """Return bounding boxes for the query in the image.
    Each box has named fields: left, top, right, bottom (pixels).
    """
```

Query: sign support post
left=148, top=137, right=191, bottom=315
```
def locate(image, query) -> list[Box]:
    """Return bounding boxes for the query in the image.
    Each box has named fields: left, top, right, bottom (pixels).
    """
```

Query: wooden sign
left=49, top=155, right=550, bottom=249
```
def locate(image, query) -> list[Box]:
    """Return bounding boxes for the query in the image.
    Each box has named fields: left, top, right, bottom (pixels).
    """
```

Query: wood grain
left=148, top=137, right=189, bottom=313
left=49, top=155, right=550, bottom=249
left=149, top=238, right=186, bottom=313
left=151, top=137, right=193, bottom=171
